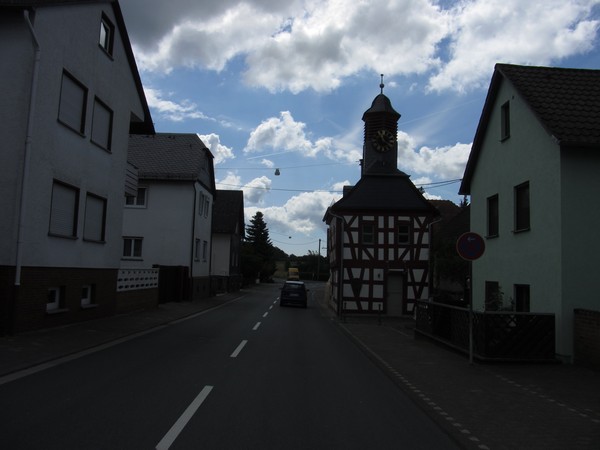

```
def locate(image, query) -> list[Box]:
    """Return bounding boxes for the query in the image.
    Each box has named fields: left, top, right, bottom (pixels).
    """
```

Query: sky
left=119, top=0, right=600, bottom=256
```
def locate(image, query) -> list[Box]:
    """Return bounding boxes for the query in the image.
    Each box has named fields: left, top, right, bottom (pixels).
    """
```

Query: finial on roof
left=380, top=74, right=384, bottom=94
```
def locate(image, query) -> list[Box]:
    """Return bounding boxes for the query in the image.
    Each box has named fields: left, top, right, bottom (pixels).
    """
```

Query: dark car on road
left=279, top=281, right=308, bottom=307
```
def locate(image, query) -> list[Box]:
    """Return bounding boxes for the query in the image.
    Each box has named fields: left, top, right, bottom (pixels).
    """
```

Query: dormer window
left=501, top=101, right=510, bottom=140
left=99, top=14, right=114, bottom=56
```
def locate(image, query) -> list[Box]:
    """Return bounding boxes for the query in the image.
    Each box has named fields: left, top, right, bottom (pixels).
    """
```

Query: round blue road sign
left=456, top=232, right=485, bottom=261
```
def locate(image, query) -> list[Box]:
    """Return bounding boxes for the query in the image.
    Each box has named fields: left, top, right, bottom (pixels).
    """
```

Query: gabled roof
left=212, top=190, right=244, bottom=235
left=460, top=63, right=600, bottom=194
left=324, top=173, right=437, bottom=222
left=2, top=0, right=154, bottom=134
left=128, top=134, right=214, bottom=188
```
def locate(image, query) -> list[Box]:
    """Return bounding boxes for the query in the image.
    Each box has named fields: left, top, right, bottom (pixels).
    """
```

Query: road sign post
left=456, top=232, right=485, bottom=365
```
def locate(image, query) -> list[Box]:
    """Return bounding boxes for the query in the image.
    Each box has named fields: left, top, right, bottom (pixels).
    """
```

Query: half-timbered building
left=323, top=84, right=438, bottom=316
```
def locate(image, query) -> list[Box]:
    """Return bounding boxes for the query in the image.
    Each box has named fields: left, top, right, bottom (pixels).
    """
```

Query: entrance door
left=387, top=271, right=404, bottom=316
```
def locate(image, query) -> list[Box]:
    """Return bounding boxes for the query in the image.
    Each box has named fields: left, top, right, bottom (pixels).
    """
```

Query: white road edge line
left=253, top=322, right=261, bottom=331
left=155, top=385, right=213, bottom=450
left=263, top=312, right=269, bottom=318
left=230, top=340, right=248, bottom=358
left=0, top=295, right=246, bottom=386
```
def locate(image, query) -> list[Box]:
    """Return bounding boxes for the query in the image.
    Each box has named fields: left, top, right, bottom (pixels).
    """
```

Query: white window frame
left=81, top=284, right=94, bottom=307
left=125, top=187, right=147, bottom=208
left=47, top=287, right=65, bottom=312
left=99, top=14, right=114, bottom=56
left=123, top=237, right=143, bottom=259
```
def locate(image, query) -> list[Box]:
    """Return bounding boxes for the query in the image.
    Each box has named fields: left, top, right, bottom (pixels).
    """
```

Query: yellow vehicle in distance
left=288, top=267, right=300, bottom=280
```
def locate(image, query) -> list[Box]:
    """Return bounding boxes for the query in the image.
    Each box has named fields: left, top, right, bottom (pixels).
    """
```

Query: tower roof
left=362, top=93, right=401, bottom=120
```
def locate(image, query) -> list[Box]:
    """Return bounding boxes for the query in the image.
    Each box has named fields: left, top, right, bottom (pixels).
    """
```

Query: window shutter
left=50, top=183, right=78, bottom=236
left=91, top=99, right=112, bottom=149
left=59, top=73, right=86, bottom=133
left=84, top=194, right=106, bottom=241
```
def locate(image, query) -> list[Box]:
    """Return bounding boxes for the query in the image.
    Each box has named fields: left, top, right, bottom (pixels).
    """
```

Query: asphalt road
left=0, top=282, right=459, bottom=450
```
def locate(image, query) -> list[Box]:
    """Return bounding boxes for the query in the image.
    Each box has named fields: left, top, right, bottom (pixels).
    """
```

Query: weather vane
left=380, top=74, right=384, bottom=94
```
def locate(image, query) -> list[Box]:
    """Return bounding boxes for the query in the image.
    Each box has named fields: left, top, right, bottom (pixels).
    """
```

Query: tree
left=242, top=211, right=276, bottom=281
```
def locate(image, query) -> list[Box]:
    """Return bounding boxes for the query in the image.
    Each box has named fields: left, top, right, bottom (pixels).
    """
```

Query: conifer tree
left=242, top=211, right=276, bottom=281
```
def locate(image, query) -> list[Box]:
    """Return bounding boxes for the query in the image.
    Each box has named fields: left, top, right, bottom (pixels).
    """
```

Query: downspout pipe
left=15, top=9, right=41, bottom=286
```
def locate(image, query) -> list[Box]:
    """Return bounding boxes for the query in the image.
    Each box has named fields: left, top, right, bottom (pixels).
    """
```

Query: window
left=398, top=223, right=410, bottom=244
left=501, top=101, right=510, bottom=140
left=362, top=223, right=374, bottom=244
left=58, top=71, right=87, bottom=134
left=49, top=181, right=79, bottom=238
left=81, top=284, right=95, bottom=307
left=514, top=284, right=530, bottom=312
left=91, top=97, right=113, bottom=150
left=487, top=194, right=499, bottom=237
left=83, top=193, right=106, bottom=242
left=198, top=193, right=205, bottom=215
left=47, top=286, right=65, bottom=312
left=125, top=187, right=147, bottom=207
left=202, top=241, right=208, bottom=261
left=514, top=182, right=530, bottom=232
left=195, top=239, right=201, bottom=261
left=123, top=237, right=143, bottom=258
left=204, top=199, right=210, bottom=217
left=485, top=281, right=501, bottom=311
left=99, top=14, right=114, bottom=55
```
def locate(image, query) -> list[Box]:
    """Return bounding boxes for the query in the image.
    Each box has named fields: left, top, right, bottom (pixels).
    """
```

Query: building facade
left=324, top=86, right=438, bottom=316
left=0, top=1, right=154, bottom=333
left=459, top=64, right=600, bottom=361
left=124, top=134, right=215, bottom=302
left=211, top=190, right=244, bottom=294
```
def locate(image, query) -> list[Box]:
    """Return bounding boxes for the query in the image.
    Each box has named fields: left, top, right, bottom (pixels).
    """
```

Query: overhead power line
left=216, top=178, right=462, bottom=193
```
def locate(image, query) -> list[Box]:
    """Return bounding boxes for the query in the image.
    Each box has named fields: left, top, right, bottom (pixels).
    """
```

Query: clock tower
left=323, top=75, right=438, bottom=317
left=361, top=75, right=401, bottom=175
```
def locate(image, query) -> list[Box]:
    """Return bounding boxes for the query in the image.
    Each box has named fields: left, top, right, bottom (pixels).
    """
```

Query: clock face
left=372, top=129, right=396, bottom=152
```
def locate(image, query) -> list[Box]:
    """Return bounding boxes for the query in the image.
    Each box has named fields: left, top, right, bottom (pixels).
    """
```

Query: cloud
left=198, top=133, right=235, bottom=164
left=125, top=0, right=599, bottom=95
left=243, top=0, right=448, bottom=93
left=428, top=0, right=600, bottom=92
left=260, top=159, right=275, bottom=168
left=244, top=111, right=361, bottom=163
left=216, top=172, right=272, bottom=205
left=144, top=87, right=213, bottom=122
left=397, top=131, right=471, bottom=179
left=245, top=189, right=340, bottom=238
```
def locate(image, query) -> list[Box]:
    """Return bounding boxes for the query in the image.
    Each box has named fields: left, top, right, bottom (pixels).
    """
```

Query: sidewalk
left=336, top=315, right=600, bottom=450
left=1, top=285, right=598, bottom=449
left=0, top=289, right=250, bottom=380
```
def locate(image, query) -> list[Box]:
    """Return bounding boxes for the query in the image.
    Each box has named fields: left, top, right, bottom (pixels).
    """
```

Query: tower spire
left=380, top=74, right=384, bottom=94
